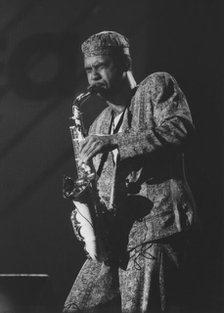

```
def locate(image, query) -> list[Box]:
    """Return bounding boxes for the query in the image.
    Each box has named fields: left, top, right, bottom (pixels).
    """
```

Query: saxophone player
left=63, top=31, right=197, bottom=313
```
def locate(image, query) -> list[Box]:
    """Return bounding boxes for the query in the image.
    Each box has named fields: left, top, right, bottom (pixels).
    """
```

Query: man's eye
left=97, top=64, right=105, bottom=70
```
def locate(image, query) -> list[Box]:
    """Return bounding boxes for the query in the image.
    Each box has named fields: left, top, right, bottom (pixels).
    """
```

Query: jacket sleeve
left=114, top=72, right=194, bottom=161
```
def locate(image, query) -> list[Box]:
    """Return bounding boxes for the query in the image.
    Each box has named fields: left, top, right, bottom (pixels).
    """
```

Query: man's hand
left=79, top=134, right=118, bottom=164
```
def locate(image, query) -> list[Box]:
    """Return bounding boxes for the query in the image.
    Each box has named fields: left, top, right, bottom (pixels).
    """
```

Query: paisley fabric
left=63, top=235, right=187, bottom=313
left=63, top=72, right=196, bottom=313
left=89, top=72, right=196, bottom=250
left=63, top=260, right=120, bottom=313
left=119, top=236, right=187, bottom=313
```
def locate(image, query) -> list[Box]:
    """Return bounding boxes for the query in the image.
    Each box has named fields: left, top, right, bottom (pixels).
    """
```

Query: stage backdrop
left=0, top=0, right=222, bottom=311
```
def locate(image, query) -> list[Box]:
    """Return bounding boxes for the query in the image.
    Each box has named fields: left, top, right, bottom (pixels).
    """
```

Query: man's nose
left=91, top=68, right=101, bottom=81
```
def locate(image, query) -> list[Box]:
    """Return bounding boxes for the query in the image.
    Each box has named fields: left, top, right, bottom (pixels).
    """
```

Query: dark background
left=0, top=0, right=223, bottom=311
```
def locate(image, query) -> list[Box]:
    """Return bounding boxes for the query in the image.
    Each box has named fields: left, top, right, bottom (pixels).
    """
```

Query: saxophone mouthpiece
left=87, top=84, right=103, bottom=94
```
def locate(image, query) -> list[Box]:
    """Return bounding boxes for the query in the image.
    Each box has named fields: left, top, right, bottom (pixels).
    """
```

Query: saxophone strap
left=96, top=107, right=126, bottom=178
left=96, top=86, right=137, bottom=178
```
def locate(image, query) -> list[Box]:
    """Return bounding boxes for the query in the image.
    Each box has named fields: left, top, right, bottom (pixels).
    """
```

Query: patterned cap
left=81, top=31, right=130, bottom=57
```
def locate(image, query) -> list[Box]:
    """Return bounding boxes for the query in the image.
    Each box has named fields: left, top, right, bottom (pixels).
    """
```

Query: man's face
left=84, top=54, right=124, bottom=99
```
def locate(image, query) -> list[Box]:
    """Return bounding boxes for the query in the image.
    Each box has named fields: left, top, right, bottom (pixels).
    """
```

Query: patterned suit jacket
left=89, top=72, right=196, bottom=251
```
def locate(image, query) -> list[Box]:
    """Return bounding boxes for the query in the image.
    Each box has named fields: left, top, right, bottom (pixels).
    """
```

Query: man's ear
left=113, top=53, right=131, bottom=72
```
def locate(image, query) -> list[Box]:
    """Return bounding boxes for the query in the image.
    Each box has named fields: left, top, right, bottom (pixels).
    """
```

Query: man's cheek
left=87, top=75, right=91, bottom=84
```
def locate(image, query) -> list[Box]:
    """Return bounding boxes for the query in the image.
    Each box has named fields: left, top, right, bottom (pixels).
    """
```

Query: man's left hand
left=79, top=134, right=118, bottom=164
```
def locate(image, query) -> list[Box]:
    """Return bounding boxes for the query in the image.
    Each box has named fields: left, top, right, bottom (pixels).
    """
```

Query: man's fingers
left=79, top=139, right=86, bottom=151
left=79, top=137, right=95, bottom=157
left=79, top=137, right=104, bottom=164
left=78, top=135, right=112, bottom=164
left=79, top=136, right=93, bottom=152
left=81, top=141, right=98, bottom=160
left=81, top=141, right=103, bottom=163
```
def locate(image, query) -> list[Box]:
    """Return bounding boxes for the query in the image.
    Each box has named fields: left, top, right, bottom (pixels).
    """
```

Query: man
left=63, top=31, right=197, bottom=313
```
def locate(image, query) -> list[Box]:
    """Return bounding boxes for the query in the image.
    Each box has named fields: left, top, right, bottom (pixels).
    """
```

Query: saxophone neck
left=72, top=85, right=101, bottom=108
left=71, top=92, right=90, bottom=128
left=73, top=91, right=91, bottom=109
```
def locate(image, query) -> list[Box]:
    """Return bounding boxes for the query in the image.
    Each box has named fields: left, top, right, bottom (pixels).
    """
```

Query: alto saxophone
left=63, top=86, right=112, bottom=263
